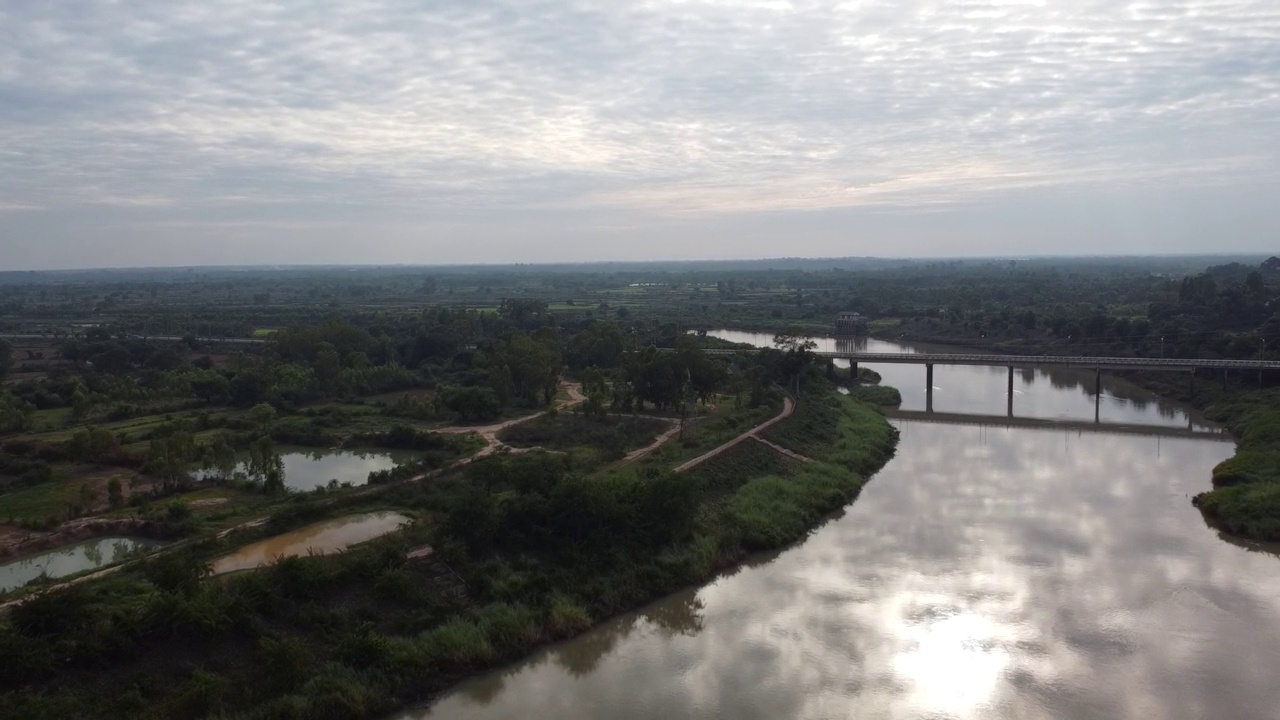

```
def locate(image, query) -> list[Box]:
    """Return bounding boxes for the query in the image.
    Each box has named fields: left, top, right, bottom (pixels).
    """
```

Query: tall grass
left=1194, top=389, right=1280, bottom=540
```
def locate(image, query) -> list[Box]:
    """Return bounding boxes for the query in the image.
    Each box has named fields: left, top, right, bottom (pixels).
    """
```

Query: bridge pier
left=926, top=364, right=934, bottom=413
left=1094, top=369, right=1103, bottom=423
left=1223, top=368, right=1228, bottom=391
left=1007, top=366, right=1014, bottom=417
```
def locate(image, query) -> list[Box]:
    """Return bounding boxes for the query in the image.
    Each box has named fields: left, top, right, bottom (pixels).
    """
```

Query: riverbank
left=877, top=326, right=1280, bottom=542
left=0, top=377, right=899, bottom=720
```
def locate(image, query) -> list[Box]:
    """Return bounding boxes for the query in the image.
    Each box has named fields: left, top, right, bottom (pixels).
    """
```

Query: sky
left=1, top=0, right=1278, bottom=270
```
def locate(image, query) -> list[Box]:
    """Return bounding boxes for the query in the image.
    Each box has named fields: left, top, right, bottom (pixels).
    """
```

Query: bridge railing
left=693, top=348, right=1280, bottom=371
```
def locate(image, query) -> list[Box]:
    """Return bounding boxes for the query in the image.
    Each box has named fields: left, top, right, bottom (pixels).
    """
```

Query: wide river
left=404, top=332, right=1280, bottom=720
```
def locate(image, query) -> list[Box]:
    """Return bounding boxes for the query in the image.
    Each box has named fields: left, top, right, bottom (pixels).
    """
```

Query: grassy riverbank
left=1193, top=389, right=1280, bottom=541
left=0, top=378, right=898, bottom=720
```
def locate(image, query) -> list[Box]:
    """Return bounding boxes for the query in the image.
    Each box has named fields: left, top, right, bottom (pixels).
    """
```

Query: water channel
left=0, top=537, right=161, bottom=594
left=207, top=447, right=420, bottom=493
left=405, top=332, right=1280, bottom=720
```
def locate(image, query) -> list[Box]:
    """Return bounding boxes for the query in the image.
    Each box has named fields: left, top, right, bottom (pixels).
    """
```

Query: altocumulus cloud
left=1, top=0, right=1278, bottom=268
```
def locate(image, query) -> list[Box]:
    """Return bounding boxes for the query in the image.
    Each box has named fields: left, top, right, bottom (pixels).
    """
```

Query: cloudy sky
left=2, top=0, right=1278, bottom=269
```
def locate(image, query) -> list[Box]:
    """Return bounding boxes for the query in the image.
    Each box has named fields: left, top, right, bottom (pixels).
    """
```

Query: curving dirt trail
left=673, top=396, right=807, bottom=473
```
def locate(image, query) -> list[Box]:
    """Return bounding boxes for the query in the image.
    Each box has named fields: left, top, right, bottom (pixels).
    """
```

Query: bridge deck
left=701, top=348, right=1280, bottom=372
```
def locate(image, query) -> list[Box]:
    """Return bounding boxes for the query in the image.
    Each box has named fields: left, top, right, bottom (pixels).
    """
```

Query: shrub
left=419, top=619, right=493, bottom=667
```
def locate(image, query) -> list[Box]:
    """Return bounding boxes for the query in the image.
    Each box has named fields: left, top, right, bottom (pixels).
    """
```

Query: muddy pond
left=212, top=511, right=412, bottom=575
left=0, top=537, right=162, bottom=594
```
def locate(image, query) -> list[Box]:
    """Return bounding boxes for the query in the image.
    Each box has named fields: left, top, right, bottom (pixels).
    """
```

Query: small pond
left=211, top=511, right=412, bottom=575
left=208, top=447, right=422, bottom=492
left=0, top=537, right=162, bottom=594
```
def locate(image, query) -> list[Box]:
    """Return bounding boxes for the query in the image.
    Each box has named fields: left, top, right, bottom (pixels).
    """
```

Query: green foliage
left=419, top=619, right=494, bottom=667
left=547, top=595, right=593, bottom=637
left=0, top=338, right=12, bottom=379
left=1196, top=483, right=1280, bottom=540
left=727, top=463, right=863, bottom=550
left=497, top=414, right=669, bottom=457
left=1195, top=389, right=1280, bottom=540
left=441, top=385, right=502, bottom=421
left=106, top=477, right=124, bottom=509
left=66, top=426, right=122, bottom=464
left=847, top=384, right=902, bottom=406
left=0, top=389, right=34, bottom=433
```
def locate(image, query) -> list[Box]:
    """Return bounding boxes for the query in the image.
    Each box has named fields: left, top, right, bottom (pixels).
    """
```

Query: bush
left=847, top=384, right=902, bottom=406
left=419, top=619, right=493, bottom=667
left=547, top=596, right=593, bottom=637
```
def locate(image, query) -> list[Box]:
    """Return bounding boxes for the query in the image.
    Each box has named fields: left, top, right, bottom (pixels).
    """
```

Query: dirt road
left=673, top=396, right=807, bottom=473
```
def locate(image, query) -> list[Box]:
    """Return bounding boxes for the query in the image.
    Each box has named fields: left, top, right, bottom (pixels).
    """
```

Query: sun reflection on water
left=891, top=606, right=1010, bottom=717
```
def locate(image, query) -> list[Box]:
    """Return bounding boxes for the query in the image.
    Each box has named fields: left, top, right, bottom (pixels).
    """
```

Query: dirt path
left=674, top=396, right=804, bottom=474
left=622, top=418, right=681, bottom=463
left=751, top=435, right=812, bottom=464
left=411, top=381, right=586, bottom=479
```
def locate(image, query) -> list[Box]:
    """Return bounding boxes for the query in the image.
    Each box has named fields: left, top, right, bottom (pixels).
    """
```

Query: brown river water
left=399, top=333, right=1280, bottom=720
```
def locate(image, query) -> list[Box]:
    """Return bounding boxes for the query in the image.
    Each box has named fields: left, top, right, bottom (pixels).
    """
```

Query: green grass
left=0, top=481, right=76, bottom=524
left=727, top=462, right=864, bottom=550
left=497, top=414, right=669, bottom=455
left=29, top=408, right=71, bottom=432
left=685, top=440, right=801, bottom=497
left=1193, top=389, right=1280, bottom=540
left=846, top=384, right=902, bottom=407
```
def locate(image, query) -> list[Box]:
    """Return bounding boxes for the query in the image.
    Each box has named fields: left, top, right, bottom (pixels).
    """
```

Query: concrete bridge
left=695, top=347, right=1280, bottom=415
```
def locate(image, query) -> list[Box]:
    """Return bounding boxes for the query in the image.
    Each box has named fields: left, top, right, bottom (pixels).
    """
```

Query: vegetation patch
left=0, top=375, right=899, bottom=719
left=1194, top=389, right=1280, bottom=540
left=847, top=385, right=902, bottom=407
left=497, top=413, right=670, bottom=457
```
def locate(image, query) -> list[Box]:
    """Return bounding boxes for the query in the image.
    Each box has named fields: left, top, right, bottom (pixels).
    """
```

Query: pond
left=402, top=331, right=1280, bottom=720
left=0, top=537, right=162, bottom=594
left=211, top=511, right=412, bottom=575
left=208, top=447, right=422, bottom=492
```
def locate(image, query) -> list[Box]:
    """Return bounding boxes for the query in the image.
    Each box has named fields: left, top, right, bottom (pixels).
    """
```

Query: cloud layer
left=2, top=1, right=1278, bottom=267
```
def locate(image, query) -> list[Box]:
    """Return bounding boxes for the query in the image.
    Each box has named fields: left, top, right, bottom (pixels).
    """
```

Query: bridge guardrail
left=692, top=348, right=1280, bottom=371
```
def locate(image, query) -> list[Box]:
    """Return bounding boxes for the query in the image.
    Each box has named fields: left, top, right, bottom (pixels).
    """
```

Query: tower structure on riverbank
left=835, top=311, right=865, bottom=336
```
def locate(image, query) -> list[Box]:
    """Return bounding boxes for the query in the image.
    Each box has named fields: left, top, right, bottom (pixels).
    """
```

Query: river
left=402, top=332, right=1280, bottom=720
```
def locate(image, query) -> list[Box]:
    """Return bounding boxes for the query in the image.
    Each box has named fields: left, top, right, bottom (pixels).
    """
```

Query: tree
left=580, top=366, right=609, bottom=416
left=106, top=478, right=124, bottom=509
left=1246, top=271, right=1266, bottom=294
left=488, top=364, right=514, bottom=406
left=77, top=483, right=98, bottom=513
left=202, top=436, right=239, bottom=482
left=0, top=390, right=33, bottom=433
left=67, top=426, right=120, bottom=464
left=442, top=386, right=502, bottom=422
left=249, top=403, right=277, bottom=431
left=147, top=430, right=197, bottom=491
left=0, top=339, right=12, bottom=379
left=70, top=387, right=91, bottom=419
left=313, top=342, right=341, bottom=384
left=247, top=437, right=285, bottom=493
